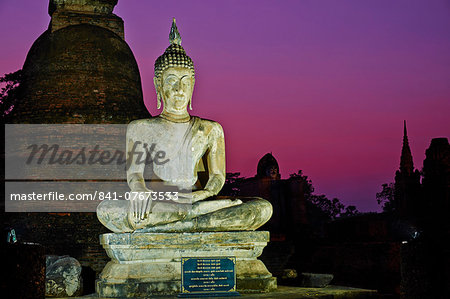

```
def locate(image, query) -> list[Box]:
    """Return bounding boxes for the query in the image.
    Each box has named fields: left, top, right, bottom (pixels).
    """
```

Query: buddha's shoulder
left=194, top=117, right=224, bottom=134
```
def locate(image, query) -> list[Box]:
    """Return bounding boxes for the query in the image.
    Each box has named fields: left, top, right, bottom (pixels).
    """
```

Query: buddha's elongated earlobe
left=189, top=78, right=194, bottom=110
left=154, top=77, right=162, bottom=109
left=157, top=93, right=162, bottom=109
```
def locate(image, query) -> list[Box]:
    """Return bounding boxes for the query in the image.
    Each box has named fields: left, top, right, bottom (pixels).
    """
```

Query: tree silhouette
left=376, top=182, right=395, bottom=212
left=341, top=205, right=359, bottom=217
left=220, top=172, right=246, bottom=197
left=0, top=69, right=22, bottom=118
left=289, top=169, right=314, bottom=196
left=290, top=169, right=359, bottom=219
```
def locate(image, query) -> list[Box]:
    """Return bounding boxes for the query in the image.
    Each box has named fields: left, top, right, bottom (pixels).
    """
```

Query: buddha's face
left=266, top=166, right=279, bottom=180
left=155, top=67, right=194, bottom=114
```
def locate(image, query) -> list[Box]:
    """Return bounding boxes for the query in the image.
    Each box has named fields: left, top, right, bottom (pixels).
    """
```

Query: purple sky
left=1, top=0, right=449, bottom=211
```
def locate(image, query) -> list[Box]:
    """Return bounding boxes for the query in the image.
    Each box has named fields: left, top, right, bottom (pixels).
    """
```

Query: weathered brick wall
left=3, top=212, right=110, bottom=275
left=48, top=0, right=122, bottom=37
left=50, top=11, right=124, bottom=38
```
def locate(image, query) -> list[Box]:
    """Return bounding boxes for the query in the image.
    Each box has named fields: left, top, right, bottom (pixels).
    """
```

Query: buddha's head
left=154, top=19, right=195, bottom=115
left=256, top=153, right=281, bottom=180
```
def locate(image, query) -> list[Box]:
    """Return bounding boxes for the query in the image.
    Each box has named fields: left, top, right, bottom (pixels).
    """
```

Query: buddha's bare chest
left=135, top=122, right=209, bottom=186
left=139, top=123, right=209, bottom=161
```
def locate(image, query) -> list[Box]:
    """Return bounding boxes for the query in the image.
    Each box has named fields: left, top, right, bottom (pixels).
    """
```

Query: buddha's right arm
left=126, top=123, right=153, bottom=225
left=127, top=172, right=149, bottom=192
left=127, top=172, right=154, bottom=229
left=126, top=122, right=149, bottom=192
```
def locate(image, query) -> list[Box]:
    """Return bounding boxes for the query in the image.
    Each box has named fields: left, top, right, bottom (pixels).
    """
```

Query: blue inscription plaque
left=178, top=257, right=240, bottom=297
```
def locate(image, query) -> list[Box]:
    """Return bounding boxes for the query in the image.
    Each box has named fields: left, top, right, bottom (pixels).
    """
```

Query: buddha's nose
left=174, top=81, right=185, bottom=94
left=174, top=80, right=182, bottom=92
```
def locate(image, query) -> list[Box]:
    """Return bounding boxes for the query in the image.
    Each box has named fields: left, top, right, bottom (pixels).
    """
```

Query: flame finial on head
left=154, top=18, right=195, bottom=109
left=154, top=18, right=194, bottom=79
left=169, top=18, right=182, bottom=46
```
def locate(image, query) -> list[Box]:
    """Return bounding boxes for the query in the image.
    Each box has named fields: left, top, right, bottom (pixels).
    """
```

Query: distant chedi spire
left=400, top=120, right=415, bottom=175
left=394, top=120, right=421, bottom=219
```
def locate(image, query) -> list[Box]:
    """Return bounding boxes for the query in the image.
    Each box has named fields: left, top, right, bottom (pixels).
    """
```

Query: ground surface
left=49, top=285, right=378, bottom=298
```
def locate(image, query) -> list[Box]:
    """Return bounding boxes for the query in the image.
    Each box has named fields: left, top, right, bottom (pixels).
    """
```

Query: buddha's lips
left=173, top=98, right=188, bottom=105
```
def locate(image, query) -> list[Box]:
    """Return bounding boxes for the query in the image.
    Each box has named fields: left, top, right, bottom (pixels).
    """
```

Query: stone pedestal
left=96, top=231, right=276, bottom=297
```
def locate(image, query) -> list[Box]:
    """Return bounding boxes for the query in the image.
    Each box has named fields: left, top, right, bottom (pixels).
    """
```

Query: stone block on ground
left=299, top=272, right=334, bottom=288
left=46, top=255, right=82, bottom=297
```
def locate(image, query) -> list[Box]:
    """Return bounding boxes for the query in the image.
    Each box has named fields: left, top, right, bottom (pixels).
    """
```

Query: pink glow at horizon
left=1, top=0, right=449, bottom=211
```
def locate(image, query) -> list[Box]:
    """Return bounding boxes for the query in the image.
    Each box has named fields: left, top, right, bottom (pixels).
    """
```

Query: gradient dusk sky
left=1, top=0, right=449, bottom=211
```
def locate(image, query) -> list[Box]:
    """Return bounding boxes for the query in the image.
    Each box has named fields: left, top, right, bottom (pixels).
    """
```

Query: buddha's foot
left=97, top=197, right=272, bottom=233
left=136, top=198, right=272, bottom=233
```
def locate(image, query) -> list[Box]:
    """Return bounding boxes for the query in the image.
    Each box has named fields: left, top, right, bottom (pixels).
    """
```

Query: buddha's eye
left=181, top=77, right=191, bottom=85
left=165, top=76, right=178, bottom=85
left=164, top=75, right=178, bottom=85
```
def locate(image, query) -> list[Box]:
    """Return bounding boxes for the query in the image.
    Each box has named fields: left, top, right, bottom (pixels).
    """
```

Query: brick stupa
left=11, top=0, right=150, bottom=123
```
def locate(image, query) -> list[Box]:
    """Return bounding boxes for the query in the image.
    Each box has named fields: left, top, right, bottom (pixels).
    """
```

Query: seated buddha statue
left=97, top=19, right=272, bottom=233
